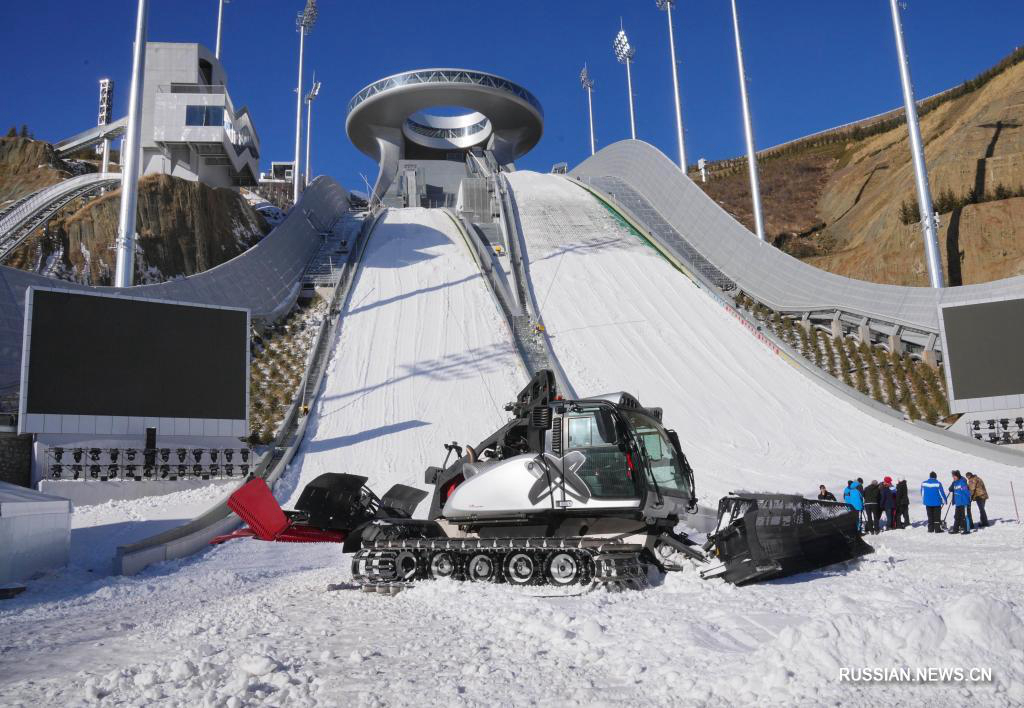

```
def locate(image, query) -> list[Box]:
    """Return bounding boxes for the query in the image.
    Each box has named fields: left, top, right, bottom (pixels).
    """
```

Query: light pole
left=580, top=65, right=596, bottom=156
left=215, top=0, right=230, bottom=60
left=613, top=27, right=637, bottom=140
left=656, top=0, right=687, bottom=172
left=293, top=0, right=318, bottom=206
left=304, top=75, right=321, bottom=187
left=888, top=0, right=943, bottom=288
left=729, top=0, right=765, bottom=241
left=114, top=0, right=149, bottom=288
left=97, top=78, right=114, bottom=175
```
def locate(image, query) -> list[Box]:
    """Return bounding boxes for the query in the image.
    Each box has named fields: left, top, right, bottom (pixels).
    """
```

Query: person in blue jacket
left=948, top=470, right=973, bottom=535
left=843, top=480, right=864, bottom=532
left=920, top=471, right=947, bottom=533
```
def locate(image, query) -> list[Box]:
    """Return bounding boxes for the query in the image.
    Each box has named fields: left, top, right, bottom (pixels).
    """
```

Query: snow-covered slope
left=507, top=170, right=1024, bottom=514
left=277, top=207, right=523, bottom=511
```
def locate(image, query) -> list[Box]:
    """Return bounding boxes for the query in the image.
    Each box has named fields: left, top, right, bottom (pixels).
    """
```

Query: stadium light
left=293, top=0, right=318, bottom=206
left=579, top=65, right=596, bottom=156
left=304, top=74, right=322, bottom=186
left=114, top=0, right=150, bottom=288
left=888, top=0, right=943, bottom=288
left=728, top=0, right=765, bottom=241
left=97, top=79, right=114, bottom=175
left=656, top=0, right=688, bottom=172
left=613, top=25, right=637, bottom=140
left=215, top=0, right=231, bottom=60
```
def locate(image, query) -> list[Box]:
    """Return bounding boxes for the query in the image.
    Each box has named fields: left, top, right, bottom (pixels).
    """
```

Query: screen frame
left=18, top=286, right=250, bottom=438
left=937, top=294, right=1024, bottom=415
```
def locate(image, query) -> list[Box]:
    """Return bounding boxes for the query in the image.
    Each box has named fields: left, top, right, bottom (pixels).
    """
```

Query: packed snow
left=68, top=482, right=237, bottom=576
left=1, top=516, right=1021, bottom=705
left=1, top=201, right=1023, bottom=707
left=507, top=171, right=1024, bottom=508
left=276, top=206, right=524, bottom=509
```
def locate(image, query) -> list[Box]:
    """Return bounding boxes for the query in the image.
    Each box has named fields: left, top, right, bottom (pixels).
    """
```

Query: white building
left=140, top=43, right=260, bottom=189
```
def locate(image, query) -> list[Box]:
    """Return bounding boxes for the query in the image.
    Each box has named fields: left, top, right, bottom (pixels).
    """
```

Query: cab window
left=563, top=412, right=636, bottom=499
left=625, top=412, right=692, bottom=497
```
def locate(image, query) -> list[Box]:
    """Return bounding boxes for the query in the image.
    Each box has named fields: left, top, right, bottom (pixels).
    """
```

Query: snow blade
left=293, top=473, right=376, bottom=531
left=379, top=484, right=428, bottom=518
left=227, top=477, right=289, bottom=541
left=704, top=493, right=873, bottom=585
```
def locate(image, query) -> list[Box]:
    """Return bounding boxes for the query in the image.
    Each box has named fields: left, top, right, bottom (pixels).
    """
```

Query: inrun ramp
left=280, top=207, right=524, bottom=510
left=506, top=170, right=1024, bottom=502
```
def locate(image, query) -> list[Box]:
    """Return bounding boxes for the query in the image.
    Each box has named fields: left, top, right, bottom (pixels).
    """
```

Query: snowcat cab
left=423, top=369, right=698, bottom=535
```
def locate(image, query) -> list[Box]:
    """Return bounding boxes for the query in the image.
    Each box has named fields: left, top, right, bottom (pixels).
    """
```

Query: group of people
left=817, top=470, right=990, bottom=535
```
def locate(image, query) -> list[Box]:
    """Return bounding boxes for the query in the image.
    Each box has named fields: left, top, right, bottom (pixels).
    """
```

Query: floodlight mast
left=293, top=0, right=318, bottom=206
left=98, top=78, right=114, bottom=175
left=305, top=75, right=321, bottom=186
left=580, top=65, right=596, bottom=156
left=656, top=0, right=687, bottom=172
left=729, top=0, right=765, bottom=241
left=888, top=0, right=943, bottom=288
left=114, top=0, right=150, bottom=288
left=215, top=0, right=230, bottom=60
left=613, top=27, right=637, bottom=140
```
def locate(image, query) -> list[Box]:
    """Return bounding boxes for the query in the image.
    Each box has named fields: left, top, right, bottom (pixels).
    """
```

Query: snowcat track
left=351, top=537, right=649, bottom=594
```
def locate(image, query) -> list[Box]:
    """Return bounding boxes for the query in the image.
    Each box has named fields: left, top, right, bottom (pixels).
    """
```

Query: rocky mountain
left=698, top=47, right=1024, bottom=286
left=6, top=174, right=270, bottom=285
left=0, top=137, right=78, bottom=203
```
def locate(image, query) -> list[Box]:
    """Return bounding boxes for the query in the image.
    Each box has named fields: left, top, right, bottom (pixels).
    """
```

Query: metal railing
left=157, top=83, right=228, bottom=95
left=347, top=69, right=543, bottom=117
left=497, top=173, right=577, bottom=398
left=0, top=173, right=120, bottom=260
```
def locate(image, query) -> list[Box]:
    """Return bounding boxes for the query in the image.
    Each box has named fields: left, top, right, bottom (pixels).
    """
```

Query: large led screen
left=22, top=289, right=247, bottom=421
left=940, top=298, right=1024, bottom=402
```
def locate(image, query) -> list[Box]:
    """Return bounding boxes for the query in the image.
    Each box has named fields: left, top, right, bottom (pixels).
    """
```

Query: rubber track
left=351, top=537, right=649, bottom=594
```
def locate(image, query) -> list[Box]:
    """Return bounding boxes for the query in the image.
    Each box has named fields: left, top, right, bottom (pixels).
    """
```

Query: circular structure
left=346, top=68, right=544, bottom=200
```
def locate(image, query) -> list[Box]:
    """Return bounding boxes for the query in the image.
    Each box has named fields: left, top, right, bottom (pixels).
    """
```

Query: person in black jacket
left=863, top=480, right=882, bottom=534
left=818, top=485, right=837, bottom=502
left=879, top=477, right=896, bottom=531
left=894, top=479, right=910, bottom=529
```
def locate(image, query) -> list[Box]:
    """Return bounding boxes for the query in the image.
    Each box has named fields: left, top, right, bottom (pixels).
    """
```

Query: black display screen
left=25, top=289, right=247, bottom=420
left=941, top=299, right=1024, bottom=401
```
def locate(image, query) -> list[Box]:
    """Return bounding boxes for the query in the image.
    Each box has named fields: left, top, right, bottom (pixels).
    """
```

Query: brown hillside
left=0, top=137, right=70, bottom=203
left=698, top=48, right=1024, bottom=286
left=6, top=174, right=270, bottom=285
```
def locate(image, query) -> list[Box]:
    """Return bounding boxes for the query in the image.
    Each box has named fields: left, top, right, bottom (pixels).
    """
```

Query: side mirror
left=424, top=466, right=443, bottom=485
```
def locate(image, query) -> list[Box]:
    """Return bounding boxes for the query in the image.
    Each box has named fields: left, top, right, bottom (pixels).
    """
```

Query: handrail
left=0, top=174, right=121, bottom=259
left=496, top=173, right=577, bottom=398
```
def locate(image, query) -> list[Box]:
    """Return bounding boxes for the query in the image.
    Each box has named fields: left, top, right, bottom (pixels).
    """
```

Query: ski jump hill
left=3, top=76, right=1024, bottom=704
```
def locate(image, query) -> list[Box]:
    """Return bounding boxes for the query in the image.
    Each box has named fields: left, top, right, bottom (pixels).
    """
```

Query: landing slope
left=508, top=171, right=1023, bottom=511
left=279, top=207, right=523, bottom=509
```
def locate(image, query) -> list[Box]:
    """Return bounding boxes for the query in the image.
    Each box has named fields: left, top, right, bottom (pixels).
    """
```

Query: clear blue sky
left=3, top=1, right=1022, bottom=191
